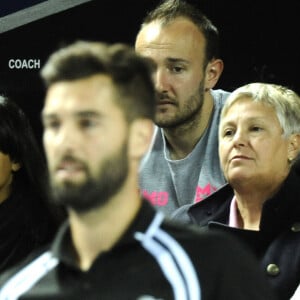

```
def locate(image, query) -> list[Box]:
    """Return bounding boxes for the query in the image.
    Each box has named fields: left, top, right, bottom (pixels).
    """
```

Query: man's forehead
left=138, top=17, right=203, bottom=41
left=136, top=18, right=206, bottom=61
left=44, top=76, right=116, bottom=105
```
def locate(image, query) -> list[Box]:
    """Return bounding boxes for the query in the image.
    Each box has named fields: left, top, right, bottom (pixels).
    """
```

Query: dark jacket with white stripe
left=0, top=200, right=275, bottom=300
left=183, top=169, right=300, bottom=300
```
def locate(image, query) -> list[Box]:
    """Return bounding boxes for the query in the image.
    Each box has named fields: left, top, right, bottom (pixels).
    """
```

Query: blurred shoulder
left=211, top=89, right=231, bottom=106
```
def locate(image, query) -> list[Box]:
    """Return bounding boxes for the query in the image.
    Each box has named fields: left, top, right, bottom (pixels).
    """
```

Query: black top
left=0, top=200, right=276, bottom=300
left=188, top=169, right=300, bottom=300
left=0, top=191, right=57, bottom=272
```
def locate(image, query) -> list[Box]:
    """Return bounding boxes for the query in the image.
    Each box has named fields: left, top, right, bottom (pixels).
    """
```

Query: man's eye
left=80, top=119, right=96, bottom=128
left=171, top=66, right=184, bottom=73
left=44, top=120, right=60, bottom=129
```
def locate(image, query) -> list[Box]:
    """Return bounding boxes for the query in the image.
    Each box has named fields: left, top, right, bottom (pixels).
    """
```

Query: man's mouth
left=55, top=160, right=86, bottom=179
left=157, top=100, right=175, bottom=105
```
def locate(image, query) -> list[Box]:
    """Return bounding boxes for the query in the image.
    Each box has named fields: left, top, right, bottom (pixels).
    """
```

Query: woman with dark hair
left=0, top=95, right=59, bottom=272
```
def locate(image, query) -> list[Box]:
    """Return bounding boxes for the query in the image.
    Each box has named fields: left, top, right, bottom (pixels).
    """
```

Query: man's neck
left=163, top=92, right=214, bottom=160
left=68, top=185, right=141, bottom=271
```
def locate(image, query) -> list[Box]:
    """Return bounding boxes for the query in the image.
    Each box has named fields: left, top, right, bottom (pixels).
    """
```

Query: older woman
left=173, top=83, right=300, bottom=300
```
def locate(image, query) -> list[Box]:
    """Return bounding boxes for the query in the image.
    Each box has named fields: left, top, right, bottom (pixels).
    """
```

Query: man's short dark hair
left=141, top=0, right=220, bottom=65
left=41, top=41, right=155, bottom=122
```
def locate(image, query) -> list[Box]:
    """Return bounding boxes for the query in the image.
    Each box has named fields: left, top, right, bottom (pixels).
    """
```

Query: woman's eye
left=251, top=126, right=263, bottom=132
left=224, top=129, right=233, bottom=136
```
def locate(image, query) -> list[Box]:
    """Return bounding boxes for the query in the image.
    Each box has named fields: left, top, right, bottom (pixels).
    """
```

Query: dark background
left=0, top=0, right=299, bottom=143
left=0, top=0, right=46, bottom=17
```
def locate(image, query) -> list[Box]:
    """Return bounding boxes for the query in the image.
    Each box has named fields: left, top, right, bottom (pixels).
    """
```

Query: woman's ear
left=128, top=119, right=154, bottom=160
left=12, top=162, right=21, bottom=172
left=204, top=58, right=224, bottom=91
left=288, top=134, right=300, bottom=162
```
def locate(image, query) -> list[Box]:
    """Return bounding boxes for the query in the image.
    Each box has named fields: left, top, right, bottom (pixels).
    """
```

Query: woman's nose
left=233, top=129, right=247, bottom=147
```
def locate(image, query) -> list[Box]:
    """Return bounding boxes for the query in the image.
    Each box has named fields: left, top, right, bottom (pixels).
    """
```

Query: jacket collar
left=188, top=169, right=300, bottom=233
left=50, top=200, right=157, bottom=269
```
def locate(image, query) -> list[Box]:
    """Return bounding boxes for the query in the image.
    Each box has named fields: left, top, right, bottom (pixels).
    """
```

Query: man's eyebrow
left=166, top=57, right=189, bottom=64
left=41, top=111, right=103, bottom=121
left=74, top=111, right=103, bottom=118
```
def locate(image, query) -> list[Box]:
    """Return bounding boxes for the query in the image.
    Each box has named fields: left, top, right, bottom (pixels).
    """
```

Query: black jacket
left=0, top=200, right=275, bottom=300
left=186, top=169, right=300, bottom=300
left=0, top=191, right=58, bottom=273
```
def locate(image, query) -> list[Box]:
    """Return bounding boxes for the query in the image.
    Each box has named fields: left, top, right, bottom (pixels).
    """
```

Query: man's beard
left=48, top=142, right=128, bottom=214
left=155, top=79, right=205, bottom=128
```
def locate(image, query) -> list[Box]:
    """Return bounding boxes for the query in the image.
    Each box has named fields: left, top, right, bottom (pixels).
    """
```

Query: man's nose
left=54, top=123, right=79, bottom=150
left=154, top=68, right=171, bottom=93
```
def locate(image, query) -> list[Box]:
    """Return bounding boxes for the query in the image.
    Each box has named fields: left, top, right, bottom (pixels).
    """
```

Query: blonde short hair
left=221, top=83, right=300, bottom=138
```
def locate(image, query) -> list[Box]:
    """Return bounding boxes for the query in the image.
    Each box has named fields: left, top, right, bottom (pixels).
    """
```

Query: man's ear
left=204, top=58, right=224, bottom=91
left=288, top=133, right=300, bottom=162
left=128, top=119, right=154, bottom=160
